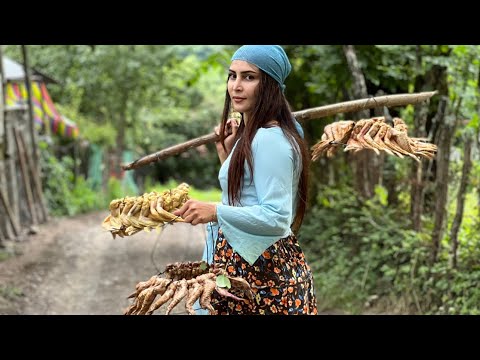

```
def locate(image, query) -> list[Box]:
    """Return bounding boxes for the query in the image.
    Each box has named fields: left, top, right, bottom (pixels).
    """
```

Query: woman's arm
left=173, top=119, right=239, bottom=223
left=215, top=118, right=239, bottom=165
left=216, top=131, right=295, bottom=236
left=174, top=130, right=295, bottom=236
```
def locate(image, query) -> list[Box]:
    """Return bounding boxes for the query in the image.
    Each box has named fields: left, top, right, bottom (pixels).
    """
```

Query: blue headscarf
left=231, top=45, right=291, bottom=92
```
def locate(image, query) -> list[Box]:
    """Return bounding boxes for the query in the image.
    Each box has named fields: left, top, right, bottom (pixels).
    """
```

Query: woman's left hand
left=173, top=200, right=217, bottom=225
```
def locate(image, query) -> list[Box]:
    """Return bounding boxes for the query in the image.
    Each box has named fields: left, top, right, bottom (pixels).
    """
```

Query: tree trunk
left=343, top=45, right=377, bottom=199
left=411, top=46, right=429, bottom=231
left=410, top=48, right=445, bottom=231
left=343, top=46, right=369, bottom=107
left=477, top=64, right=480, bottom=229
left=13, top=127, right=38, bottom=226
left=21, top=45, right=47, bottom=225
left=450, top=135, right=473, bottom=268
left=21, top=46, right=39, bottom=178
left=1, top=48, right=19, bottom=240
left=431, top=97, right=455, bottom=264
left=0, top=46, right=10, bottom=242
left=17, top=130, right=48, bottom=223
left=372, top=91, right=387, bottom=188
left=4, top=109, right=21, bottom=231
left=477, top=131, right=480, bottom=231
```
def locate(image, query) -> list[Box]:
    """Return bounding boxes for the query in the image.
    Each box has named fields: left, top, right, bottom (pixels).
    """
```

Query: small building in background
left=0, top=56, right=81, bottom=242
left=3, top=56, right=79, bottom=139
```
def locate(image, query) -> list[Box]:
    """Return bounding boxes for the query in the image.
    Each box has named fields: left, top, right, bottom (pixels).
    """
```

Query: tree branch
left=122, top=91, right=437, bottom=170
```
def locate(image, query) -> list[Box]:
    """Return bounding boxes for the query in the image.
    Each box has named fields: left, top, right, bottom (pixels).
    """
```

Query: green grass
left=0, top=249, right=15, bottom=262
left=0, top=285, right=24, bottom=300
left=146, top=179, right=222, bottom=203
left=0, top=251, right=10, bottom=262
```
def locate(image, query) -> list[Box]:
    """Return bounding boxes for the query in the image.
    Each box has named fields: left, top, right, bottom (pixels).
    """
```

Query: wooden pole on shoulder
left=122, top=91, right=437, bottom=171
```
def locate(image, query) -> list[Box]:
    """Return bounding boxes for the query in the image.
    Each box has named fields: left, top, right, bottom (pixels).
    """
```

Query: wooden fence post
left=13, top=126, right=38, bottom=226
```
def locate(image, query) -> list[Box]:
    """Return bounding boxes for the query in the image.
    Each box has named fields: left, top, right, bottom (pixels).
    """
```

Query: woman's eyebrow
left=228, top=69, right=258, bottom=75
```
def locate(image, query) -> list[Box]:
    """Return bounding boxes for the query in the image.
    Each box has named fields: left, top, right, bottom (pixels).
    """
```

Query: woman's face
left=228, top=60, right=260, bottom=116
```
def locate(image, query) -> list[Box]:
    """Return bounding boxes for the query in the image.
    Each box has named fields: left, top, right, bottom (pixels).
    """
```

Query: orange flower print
left=211, top=231, right=318, bottom=315
left=270, top=288, right=280, bottom=296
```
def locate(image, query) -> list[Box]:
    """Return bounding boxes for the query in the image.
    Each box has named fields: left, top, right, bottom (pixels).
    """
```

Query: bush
left=300, top=185, right=424, bottom=313
left=40, top=142, right=104, bottom=216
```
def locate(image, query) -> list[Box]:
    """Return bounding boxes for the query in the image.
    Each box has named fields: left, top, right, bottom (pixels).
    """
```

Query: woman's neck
left=243, top=113, right=250, bottom=125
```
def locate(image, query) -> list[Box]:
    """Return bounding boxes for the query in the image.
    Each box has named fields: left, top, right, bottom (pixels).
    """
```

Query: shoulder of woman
left=254, top=127, right=287, bottom=142
left=252, top=128, right=292, bottom=154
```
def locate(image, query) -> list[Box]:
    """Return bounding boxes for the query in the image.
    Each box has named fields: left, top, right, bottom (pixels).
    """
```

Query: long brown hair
left=218, top=71, right=310, bottom=233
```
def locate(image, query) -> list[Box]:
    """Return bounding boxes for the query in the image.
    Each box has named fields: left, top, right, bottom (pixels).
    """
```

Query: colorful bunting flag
left=5, top=81, right=79, bottom=139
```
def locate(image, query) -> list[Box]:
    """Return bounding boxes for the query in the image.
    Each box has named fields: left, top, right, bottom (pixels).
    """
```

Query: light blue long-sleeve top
left=202, top=120, right=304, bottom=266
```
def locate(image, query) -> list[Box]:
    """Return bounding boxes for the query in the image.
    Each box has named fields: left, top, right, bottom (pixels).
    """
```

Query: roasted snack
left=311, top=117, right=437, bottom=162
left=102, top=183, right=190, bottom=238
left=124, top=261, right=254, bottom=315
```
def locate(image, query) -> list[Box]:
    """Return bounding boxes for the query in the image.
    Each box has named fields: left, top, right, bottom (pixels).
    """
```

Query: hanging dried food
left=102, top=183, right=190, bottom=238
left=311, top=117, right=437, bottom=162
left=124, top=261, right=253, bottom=315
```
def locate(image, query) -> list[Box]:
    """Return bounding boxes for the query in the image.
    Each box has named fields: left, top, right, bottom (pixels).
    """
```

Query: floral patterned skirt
left=210, top=228, right=318, bottom=315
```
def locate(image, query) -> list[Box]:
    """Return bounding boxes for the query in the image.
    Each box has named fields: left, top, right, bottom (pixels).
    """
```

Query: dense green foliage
left=39, top=141, right=105, bottom=216
left=300, top=185, right=480, bottom=314
left=301, top=185, right=422, bottom=313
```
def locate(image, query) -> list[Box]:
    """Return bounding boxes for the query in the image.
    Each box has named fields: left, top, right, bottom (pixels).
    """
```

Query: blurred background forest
left=1, top=45, right=479, bottom=315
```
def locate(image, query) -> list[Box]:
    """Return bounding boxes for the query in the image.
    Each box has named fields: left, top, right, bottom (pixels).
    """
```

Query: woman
left=173, top=45, right=317, bottom=315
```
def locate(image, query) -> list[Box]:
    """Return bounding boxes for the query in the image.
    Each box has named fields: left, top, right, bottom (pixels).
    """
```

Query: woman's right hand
left=215, top=118, right=239, bottom=164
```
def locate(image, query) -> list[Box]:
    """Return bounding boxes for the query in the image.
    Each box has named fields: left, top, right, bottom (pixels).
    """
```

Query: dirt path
left=0, top=211, right=206, bottom=315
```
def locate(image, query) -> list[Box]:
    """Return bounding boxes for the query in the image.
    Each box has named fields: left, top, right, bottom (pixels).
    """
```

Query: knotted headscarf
left=231, top=45, right=291, bottom=92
